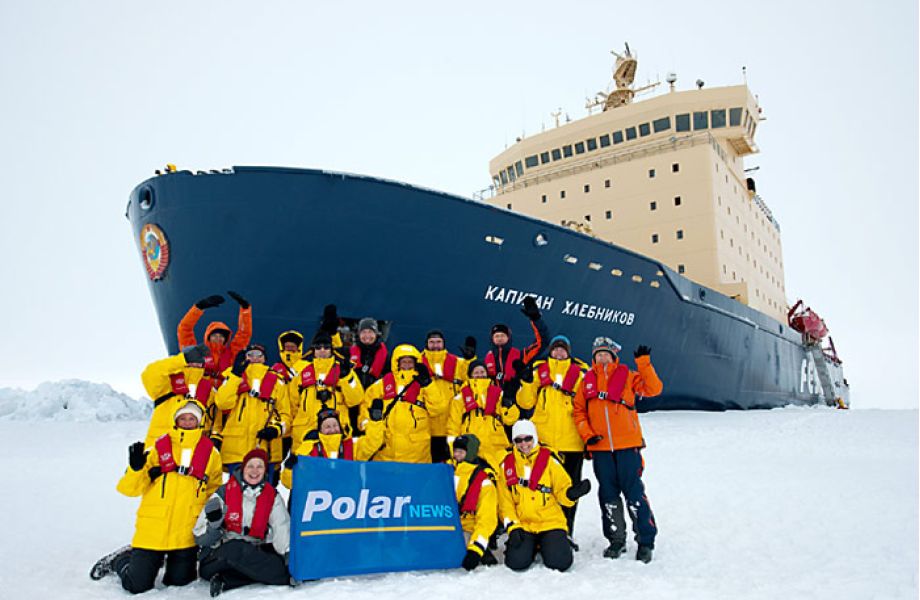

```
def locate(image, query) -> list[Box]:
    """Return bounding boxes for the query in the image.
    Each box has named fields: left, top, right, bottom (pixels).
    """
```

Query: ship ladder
left=806, top=345, right=840, bottom=408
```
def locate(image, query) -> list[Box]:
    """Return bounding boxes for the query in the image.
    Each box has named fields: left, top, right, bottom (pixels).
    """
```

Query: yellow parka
left=140, top=354, right=220, bottom=448
left=447, top=379, right=518, bottom=469
left=287, top=356, right=364, bottom=445
left=280, top=420, right=386, bottom=489
left=452, top=459, right=499, bottom=556
left=517, top=358, right=587, bottom=452
left=359, top=346, right=447, bottom=463
left=117, top=426, right=223, bottom=551
left=215, top=363, right=292, bottom=465
left=497, top=445, right=574, bottom=534
left=420, top=350, right=469, bottom=437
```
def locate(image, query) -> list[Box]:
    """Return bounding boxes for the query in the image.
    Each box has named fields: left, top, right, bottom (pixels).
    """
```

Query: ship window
left=648, top=169, right=656, bottom=178
left=677, top=229, right=684, bottom=240
left=584, top=184, right=590, bottom=193
left=575, top=142, right=585, bottom=154
left=650, top=201, right=657, bottom=210
left=676, top=113, right=690, bottom=132
left=589, top=262, right=602, bottom=271
left=525, top=155, right=539, bottom=168
left=139, top=187, right=155, bottom=210
left=599, top=134, right=611, bottom=147
left=563, top=254, right=578, bottom=264
left=605, top=179, right=611, bottom=188
left=484, top=235, right=504, bottom=246
left=611, top=269, right=623, bottom=277
left=605, top=210, right=612, bottom=219
left=678, top=264, right=685, bottom=274
left=653, top=117, right=671, bottom=133
left=674, top=196, right=682, bottom=206
left=711, top=109, right=726, bottom=129
left=730, top=107, right=742, bottom=126
left=541, top=194, right=547, bottom=203
left=493, top=175, right=500, bottom=187
left=672, top=163, right=680, bottom=173
left=612, top=131, right=624, bottom=144
left=500, top=171, right=508, bottom=185
left=639, top=123, right=651, bottom=137
left=515, top=161, right=523, bottom=176
left=632, top=275, right=643, bottom=283
left=508, top=167, right=516, bottom=182
left=693, top=111, right=709, bottom=130
left=551, top=148, right=562, bottom=161
left=540, top=151, right=550, bottom=164
left=507, top=203, right=512, bottom=209
left=651, top=233, right=659, bottom=243
left=562, top=145, right=573, bottom=158
left=534, top=232, right=549, bottom=246
left=650, top=281, right=660, bottom=288
left=586, top=138, right=597, bottom=151
left=625, top=127, right=637, bottom=140
left=560, top=190, right=566, bottom=199
left=584, top=214, right=591, bottom=221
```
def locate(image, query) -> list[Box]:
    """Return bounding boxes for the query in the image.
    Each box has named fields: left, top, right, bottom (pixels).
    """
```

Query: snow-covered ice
left=0, top=384, right=915, bottom=599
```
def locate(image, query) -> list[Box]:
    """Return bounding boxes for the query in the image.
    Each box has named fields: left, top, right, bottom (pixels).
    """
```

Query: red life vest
left=165, top=374, right=213, bottom=404
left=154, top=434, right=214, bottom=481
left=461, top=384, right=502, bottom=416
left=502, top=447, right=552, bottom=491
left=381, top=372, right=421, bottom=404
left=422, top=353, right=461, bottom=384
left=309, top=437, right=355, bottom=460
left=223, top=476, right=277, bottom=540
left=536, top=361, right=583, bottom=396
left=582, top=364, right=630, bottom=404
left=269, top=362, right=294, bottom=383
left=299, top=362, right=341, bottom=391
left=459, top=467, right=491, bottom=514
left=237, top=370, right=280, bottom=400
left=350, top=343, right=388, bottom=378
left=203, top=353, right=231, bottom=381
left=485, top=347, right=521, bottom=382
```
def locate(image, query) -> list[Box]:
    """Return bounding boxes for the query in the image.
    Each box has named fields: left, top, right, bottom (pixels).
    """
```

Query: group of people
left=93, top=291, right=663, bottom=596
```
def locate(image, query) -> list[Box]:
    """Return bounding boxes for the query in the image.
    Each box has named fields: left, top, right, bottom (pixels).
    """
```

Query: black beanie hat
left=311, top=332, right=333, bottom=348
left=466, top=359, right=487, bottom=378
left=490, top=323, right=510, bottom=337
left=426, top=329, right=445, bottom=341
left=453, top=434, right=480, bottom=463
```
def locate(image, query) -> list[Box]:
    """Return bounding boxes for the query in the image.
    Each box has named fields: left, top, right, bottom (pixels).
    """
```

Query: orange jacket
left=572, top=356, right=662, bottom=451
left=177, top=305, right=252, bottom=371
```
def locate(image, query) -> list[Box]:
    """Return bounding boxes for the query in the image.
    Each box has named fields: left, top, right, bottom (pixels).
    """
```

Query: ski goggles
left=245, top=348, right=265, bottom=360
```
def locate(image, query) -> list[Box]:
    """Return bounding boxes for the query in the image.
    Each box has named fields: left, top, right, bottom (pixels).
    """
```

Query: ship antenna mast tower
left=600, top=43, right=660, bottom=111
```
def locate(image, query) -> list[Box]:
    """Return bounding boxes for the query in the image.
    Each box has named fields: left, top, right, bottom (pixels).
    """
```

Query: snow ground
left=0, top=391, right=915, bottom=599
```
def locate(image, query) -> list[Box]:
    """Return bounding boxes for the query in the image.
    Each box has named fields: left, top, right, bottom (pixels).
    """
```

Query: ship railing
left=473, top=185, right=497, bottom=202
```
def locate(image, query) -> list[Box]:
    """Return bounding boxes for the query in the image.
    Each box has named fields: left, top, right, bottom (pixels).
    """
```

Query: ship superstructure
left=487, top=46, right=785, bottom=322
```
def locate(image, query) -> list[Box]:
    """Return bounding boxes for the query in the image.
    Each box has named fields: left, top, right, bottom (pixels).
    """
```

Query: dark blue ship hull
left=126, top=167, right=847, bottom=411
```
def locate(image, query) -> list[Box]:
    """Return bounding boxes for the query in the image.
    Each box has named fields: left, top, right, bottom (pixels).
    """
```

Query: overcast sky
left=0, top=1, right=916, bottom=409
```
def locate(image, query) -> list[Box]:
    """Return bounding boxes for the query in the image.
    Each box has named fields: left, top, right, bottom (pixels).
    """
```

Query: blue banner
left=289, top=457, right=466, bottom=580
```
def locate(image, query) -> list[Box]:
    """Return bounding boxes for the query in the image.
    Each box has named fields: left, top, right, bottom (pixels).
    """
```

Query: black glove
left=147, top=466, right=162, bottom=481
left=461, top=549, right=481, bottom=571
left=415, top=365, right=432, bottom=387
left=521, top=296, right=541, bottom=321
left=512, top=359, right=533, bottom=383
left=205, top=497, right=223, bottom=523
left=284, top=453, right=298, bottom=469
left=480, top=549, right=498, bottom=566
left=128, top=442, right=147, bottom=471
left=231, top=350, right=249, bottom=377
left=338, top=357, right=352, bottom=377
left=182, top=343, right=210, bottom=365
left=369, top=399, right=384, bottom=422
left=226, top=290, right=250, bottom=309
left=320, top=304, right=339, bottom=334
left=257, top=426, right=280, bottom=441
left=507, top=528, right=526, bottom=548
left=566, top=479, right=592, bottom=501
left=501, top=378, right=521, bottom=404
left=634, top=345, right=651, bottom=358
left=586, top=435, right=603, bottom=446
left=458, top=336, right=477, bottom=360
left=195, top=295, right=224, bottom=310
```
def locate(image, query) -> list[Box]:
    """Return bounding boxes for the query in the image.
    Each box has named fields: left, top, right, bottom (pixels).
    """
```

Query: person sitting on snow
left=450, top=434, right=500, bottom=571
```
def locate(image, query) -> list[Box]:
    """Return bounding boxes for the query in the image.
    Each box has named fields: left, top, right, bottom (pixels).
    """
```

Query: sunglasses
left=513, top=435, right=534, bottom=444
left=313, top=343, right=332, bottom=350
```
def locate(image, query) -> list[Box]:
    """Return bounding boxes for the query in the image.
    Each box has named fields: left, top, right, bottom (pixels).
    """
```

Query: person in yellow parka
left=280, top=408, right=386, bottom=489
left=288, top=332, right=364, bottom=447
left=498, top=420, right=591, bottom=572
left=449, top=434, right=499, bottom=571
left=139, top=344, right=227, bottom=448
left=359, top=344, right=447, bottom=463
left=215, top=344, right=291, bottom=486
left=515, top=334, right=588, bottom=545
left=113, top=400, right=223, bottom=594
left=447, top=360, right=518, bottom=470
left=269, top=329, right=304, bottom=460
left=420, top=329, right=476, bottom=462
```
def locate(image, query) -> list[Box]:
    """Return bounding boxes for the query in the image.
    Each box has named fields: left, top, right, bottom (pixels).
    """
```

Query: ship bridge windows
left=676, top=113, right=691, bottom=132
left=574, top=141, right=585, bottom=154
left=599, top=134, right=611, bottom=147
left=625, top=126, right=637, bottom=140
left=514, top=161, right=523, bottom=176
left=638, top=123, right=651, bottom=137
left=525, top=155, right=539, bottom=168
left=540, top=151, right=550, bottom=164
left=551, top=148, right=562, bottom=161
left=506, top=166, right=516, bottom=182
left=562, top=145, right=573, bottom=158
left=730, top=107, right=743, bottom=126
left=586, top=138, right=598, bottom=151
left=499, top=171, right=508, bottom=185
left=711, top=109, right=727, bottom=129
left=653, top=117, right=671, bottom=133
left=612, top=131, right=624, bottom=144
left=693, top=111, right=709, bottom=130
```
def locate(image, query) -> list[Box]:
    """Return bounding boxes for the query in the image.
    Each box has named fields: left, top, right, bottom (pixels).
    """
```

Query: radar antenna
left=602, top=43, right=659, bottom=111
left=550, top=108, right=562, bottom=128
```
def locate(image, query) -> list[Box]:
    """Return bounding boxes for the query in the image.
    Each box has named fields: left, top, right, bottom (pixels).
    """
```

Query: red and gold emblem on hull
left=140, top=223, right=170, bottom=280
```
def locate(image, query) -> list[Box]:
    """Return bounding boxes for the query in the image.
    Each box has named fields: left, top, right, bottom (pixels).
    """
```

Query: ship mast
left=598, top=43, right=659, bottom=111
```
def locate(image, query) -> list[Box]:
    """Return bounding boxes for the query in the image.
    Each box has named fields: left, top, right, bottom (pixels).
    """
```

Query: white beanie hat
left=174, top=400, right=203, bottom=424
left=511, top=419, right=538, bottom=445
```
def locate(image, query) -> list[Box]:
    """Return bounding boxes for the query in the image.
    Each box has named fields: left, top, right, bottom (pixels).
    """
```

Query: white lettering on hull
left=483, top=285, right=635, bottom=327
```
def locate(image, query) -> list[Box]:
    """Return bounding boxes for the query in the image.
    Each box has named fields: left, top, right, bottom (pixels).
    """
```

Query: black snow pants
left=504, top=529, right=573, bottom=572
left=199, top=539, right=289, bottom=591
left=558, top=451, right=584, bottom=535
left=118, top=547, right=197, bottom=594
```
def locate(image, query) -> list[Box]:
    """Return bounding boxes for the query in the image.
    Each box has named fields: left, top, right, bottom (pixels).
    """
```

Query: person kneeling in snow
left=498, top=420, right=592, bottom=572
left=194, top=448, right=291, bottom=597
left=450, top=434, right=499, bottom=570
left=109, top=400, right=223, bottom=594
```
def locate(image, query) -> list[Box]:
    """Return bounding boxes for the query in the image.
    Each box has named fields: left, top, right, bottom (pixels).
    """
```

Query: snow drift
left=0, top=379, right=150, bottom=421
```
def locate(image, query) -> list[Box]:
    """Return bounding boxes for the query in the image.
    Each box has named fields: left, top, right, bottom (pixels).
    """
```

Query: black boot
left=89, top=545, right=132, bottom=580
left=603, top=541, right=626, bottom=559
left=210, top=574, right=224, bottom=597
left=566, top=535, right=580, bottom=552
left=636, top=545, right=653, bottom=563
